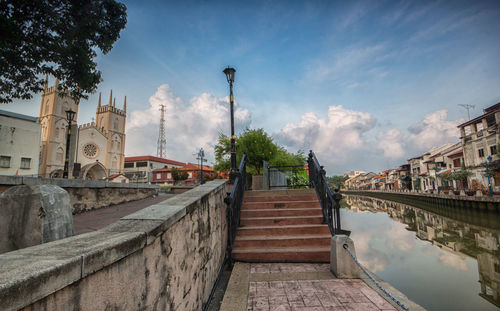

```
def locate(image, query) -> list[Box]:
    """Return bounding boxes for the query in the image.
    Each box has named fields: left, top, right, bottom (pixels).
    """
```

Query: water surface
left=343, top=195, right=500, bottom=311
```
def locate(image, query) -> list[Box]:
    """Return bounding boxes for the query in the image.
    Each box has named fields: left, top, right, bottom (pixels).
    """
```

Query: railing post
left=333, top=188, right=342, bottom=234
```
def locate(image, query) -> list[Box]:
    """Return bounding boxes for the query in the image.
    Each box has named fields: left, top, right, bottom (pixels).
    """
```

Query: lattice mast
left=157, top=104, right=167, bottom=158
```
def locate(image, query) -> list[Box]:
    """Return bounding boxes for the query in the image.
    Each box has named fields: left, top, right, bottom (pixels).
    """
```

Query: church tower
left=38, top=76, right=79, bottom=177
left=95, top=90, right=126, bottom=175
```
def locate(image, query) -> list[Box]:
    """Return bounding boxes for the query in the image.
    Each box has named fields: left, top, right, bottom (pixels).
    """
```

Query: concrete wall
left=0, top=179, right=229, bottom=311
left=0, top=176, right=159, bottom=214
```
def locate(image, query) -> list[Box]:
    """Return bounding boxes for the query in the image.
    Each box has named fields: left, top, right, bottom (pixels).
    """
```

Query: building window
left=136, top=161, right=148, bottom=167
left=486, top=114, right=496, bottom=128
left=0, top=156, right=11, bottom=168
left=478, top=149, right=485, bottom=158
left=20, top=157, right=31, bottom=169
left=167, top=173, right=172, bottom=179
left=124, top=162, right=134, bottom=168
left=490, top=145, right=497, bottom=155
left=114, top=118, right=118, bottom=130
left=156, top=173, right=161, bottom=179
left=453, top=158, right=461, bottom=168
left=188, top=172, right=192, bottom=178
left=495, top=263, right=500, bottom=274
left=82, top=143, right=99, bottom=159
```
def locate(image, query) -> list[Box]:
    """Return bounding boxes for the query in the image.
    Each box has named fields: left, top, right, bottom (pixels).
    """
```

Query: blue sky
left=4, top=0, right=500, bottom=174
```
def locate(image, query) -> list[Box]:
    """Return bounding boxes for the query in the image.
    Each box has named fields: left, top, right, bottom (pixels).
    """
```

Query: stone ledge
left=0, top=175, right=160, bottom=190
left=0, top=179, right=229, bottom=311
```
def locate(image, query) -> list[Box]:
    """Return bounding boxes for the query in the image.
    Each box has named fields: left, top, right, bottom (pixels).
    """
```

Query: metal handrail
left=307, top=150, right=344, bottom=236
left=224, top=154, right=247, bottom=259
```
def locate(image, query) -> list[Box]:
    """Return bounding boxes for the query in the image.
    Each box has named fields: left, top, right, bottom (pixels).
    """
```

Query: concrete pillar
left=330, top=235, right=360, bottom=278
left=0, top=185, right=74, bottom=254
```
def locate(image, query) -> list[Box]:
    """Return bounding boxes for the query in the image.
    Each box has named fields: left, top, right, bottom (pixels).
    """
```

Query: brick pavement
left=243, top=263, right=396, bottom=311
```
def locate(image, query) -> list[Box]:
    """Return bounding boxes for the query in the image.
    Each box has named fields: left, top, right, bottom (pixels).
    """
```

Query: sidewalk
left=221, top=263, right=424, bottom=311
left=73, top=193, right=176, bottom=234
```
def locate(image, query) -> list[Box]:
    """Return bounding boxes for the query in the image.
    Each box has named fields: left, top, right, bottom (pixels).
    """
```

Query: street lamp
left=486, top=155, right=493, bottom=197
left=223, top=66, right=238, bottom=180
left=196, top=148, right=207, bottom=185
left=63, top=109, right=76, bottom=178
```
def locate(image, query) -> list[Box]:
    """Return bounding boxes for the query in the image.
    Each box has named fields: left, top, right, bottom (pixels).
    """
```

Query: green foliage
left=452, top=169, right=471, bottom=181
left=0, top=0, right=127, bottom=103
left=289, top=171, right=309, bottom=189
left=214, top=128, right=306, bottom=175
left=497, top=143, right=500, bottom=157
left=327, top=175, right=348, bottom=189
left=214, top=133, right=231, bottom=172
left=171, top=168, right=188, bottom=181
left=236, top=128, right=277, bottom=174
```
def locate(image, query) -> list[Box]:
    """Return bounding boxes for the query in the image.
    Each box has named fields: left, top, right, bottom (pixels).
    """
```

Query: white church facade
left=38, top=78, right=126, bottom=180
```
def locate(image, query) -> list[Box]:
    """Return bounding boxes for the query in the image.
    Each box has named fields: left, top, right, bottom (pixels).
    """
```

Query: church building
left=38, top=77, right=126, bottom=180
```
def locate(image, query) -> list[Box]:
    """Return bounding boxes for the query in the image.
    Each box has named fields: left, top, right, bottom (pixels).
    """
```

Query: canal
left=342, top=195, right=500, bottom=311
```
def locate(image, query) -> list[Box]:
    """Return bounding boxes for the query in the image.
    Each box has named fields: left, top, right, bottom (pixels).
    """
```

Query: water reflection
left=343, top=195, right=500, bottom=311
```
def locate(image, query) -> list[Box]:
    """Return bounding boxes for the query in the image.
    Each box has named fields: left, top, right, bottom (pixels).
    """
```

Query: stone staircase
left=232, top=189, right=331, bottom=262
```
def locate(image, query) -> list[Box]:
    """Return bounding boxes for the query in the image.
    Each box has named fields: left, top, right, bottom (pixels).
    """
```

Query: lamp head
left=65, top=109, right=76, bottom=122
left=223, top=66, right=235, bottom=84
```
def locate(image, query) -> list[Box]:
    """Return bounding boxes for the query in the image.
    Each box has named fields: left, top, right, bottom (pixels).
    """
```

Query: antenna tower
left=458, top=104, right=475, bottom=120
left=157, top=104, right=167, bottom=158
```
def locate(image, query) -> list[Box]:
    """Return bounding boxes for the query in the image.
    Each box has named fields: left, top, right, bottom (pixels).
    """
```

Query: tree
left=214, top=128, right=306, bottom=175
left=0, top=0, right=127, bottom=103
left=236, top=128, right=277, bottom=174
left=327, top=175, right=348, bottom=189
left=171, top=168, right=188, bottom=184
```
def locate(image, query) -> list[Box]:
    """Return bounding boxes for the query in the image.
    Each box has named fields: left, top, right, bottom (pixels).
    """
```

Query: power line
left=157, top=104, right=167, bottom=158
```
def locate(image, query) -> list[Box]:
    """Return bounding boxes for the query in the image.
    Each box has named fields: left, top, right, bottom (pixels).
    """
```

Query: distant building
left=0, top=110, right=41, bottom=176
left=38, top=77, right=126, bottom=179
left=344, top=170, right=366, bottom=178
left=124, top=156, right=185, bottom=183
left=152, top=163, right=215, bottom=185
left=457, top=103, right=500, bottom=191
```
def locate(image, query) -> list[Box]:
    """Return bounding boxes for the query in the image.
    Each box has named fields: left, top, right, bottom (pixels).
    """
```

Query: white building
left=0, top=110, right=41, bottom=176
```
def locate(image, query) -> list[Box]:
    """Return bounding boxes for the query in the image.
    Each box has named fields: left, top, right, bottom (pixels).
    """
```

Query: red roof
left=437, top=169, right=451, bottom=175
left=124, top=155, right=185, bottom=166
left=153, top=163, right=214, bottom=173
left=419, top=172, right=428, bottom=176
left=109, top=173, right=126, bottom=179
left=447, top=150, right=463, bottom=157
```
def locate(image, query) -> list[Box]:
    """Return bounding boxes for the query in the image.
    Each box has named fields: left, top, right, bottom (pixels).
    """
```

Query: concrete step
left=241, top=208, right=322, bottom=218
left=237, top=224, right=331, bottom=236
left=240, top=215, right=324, bottom=226
left=231, top=247, right=330, bottom=262
left=242, top=201, right=321, bottom=210
left=244, top=194, right=318, bottom=203
left=234, top=234, right=331, bottom=248
left=244, top=189, right=315, bottom=197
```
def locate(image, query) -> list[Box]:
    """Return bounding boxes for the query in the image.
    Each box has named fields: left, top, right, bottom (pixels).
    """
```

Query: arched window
left=114, top=117, right=119, bottom=131
left=55, top=127, right=60, bottom=139
left=112, top=156, right=118, bottom=169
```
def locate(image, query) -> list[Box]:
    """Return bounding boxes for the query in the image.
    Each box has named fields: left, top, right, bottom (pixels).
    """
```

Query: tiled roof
left=124, top=155, right=186, bottom=166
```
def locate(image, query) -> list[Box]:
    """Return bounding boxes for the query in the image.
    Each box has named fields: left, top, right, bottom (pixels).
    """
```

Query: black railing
left=224, top=154, right=247, bottom=259
left=308, top=150, right=347, bottom=236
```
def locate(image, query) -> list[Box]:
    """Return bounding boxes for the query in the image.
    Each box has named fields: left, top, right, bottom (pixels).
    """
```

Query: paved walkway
left=221, top=263, right=424, bottom=311
left=74, top=193, right=176, bottom=235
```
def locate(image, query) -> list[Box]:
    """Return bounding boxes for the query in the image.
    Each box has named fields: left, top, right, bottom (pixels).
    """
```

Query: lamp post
left=486, top=155, right=493, bottom=197
left=196, top=148, right=207, bottom=184
left=223, top=66, right=238, bottom=180
left=63, top=109, right=76, bottom=179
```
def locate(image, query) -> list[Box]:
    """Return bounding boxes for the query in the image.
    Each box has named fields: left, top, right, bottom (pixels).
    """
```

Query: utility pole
left=157, top=104, right=167, bottom=158
left=459, top=104, right=475, bottom=120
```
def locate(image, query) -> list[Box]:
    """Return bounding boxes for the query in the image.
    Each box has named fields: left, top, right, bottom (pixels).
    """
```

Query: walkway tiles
left=221, top=263, right=398, bottom=311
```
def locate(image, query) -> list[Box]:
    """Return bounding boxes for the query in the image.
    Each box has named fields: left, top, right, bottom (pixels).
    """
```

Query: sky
left=4, top=0, right=500, bottom=175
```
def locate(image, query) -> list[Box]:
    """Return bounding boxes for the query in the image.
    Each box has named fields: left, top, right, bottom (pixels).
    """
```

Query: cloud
left=377, top=129, right=405, bottom=159
left=275, top=105, right=376, bottom=164
left=407, top=109, right=464, bottom=152
left=125, top=84, right=251, bottom=163
left=424, top=247, right=469, bottom=271
left=275, top=105, right=464, bottom=174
